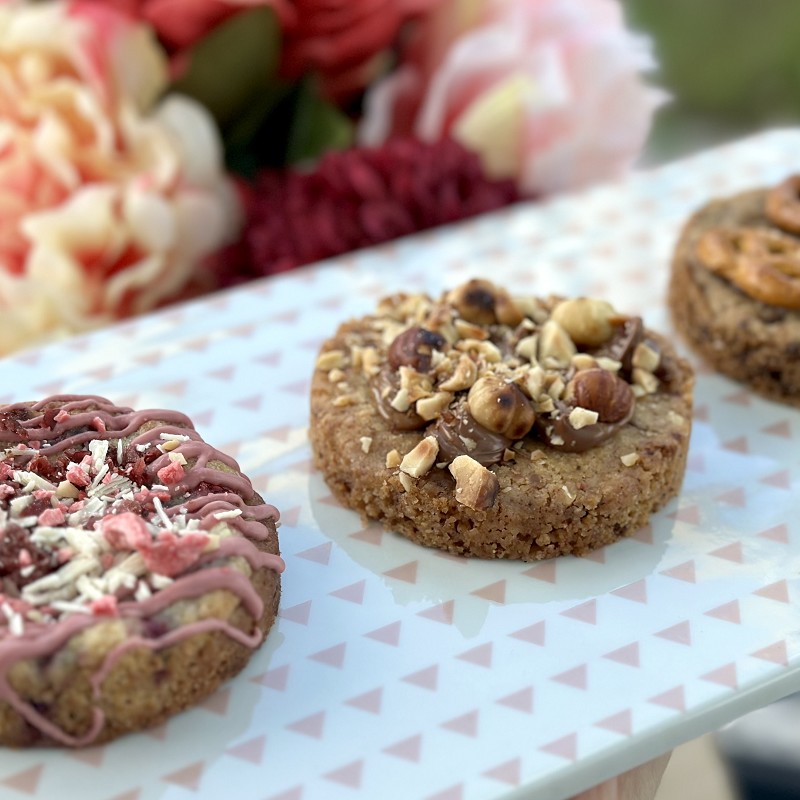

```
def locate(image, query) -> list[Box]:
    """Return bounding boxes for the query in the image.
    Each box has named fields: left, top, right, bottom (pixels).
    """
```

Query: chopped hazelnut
left=620, top=452, right=640, bottom=466
left=568, top=407, right=599, bottom=430
left=632, top=342, right=661, bottom=373
left=538, top=319, right=576, bottom=367
left=360, top=436, right=373, bottom=454
left=449, top=455, right=499, bottom=510
left=633, top=368, right=659, bottom=394
left=385, top=449, right=402, bottom=468
left=467, top=374, right=535, bottom=438
left=398, top=472, right=415, bottom=492
left=399, top=436, right=440, bottom=477
left=316, top=350, right=346, bottom=371
left=415, top=391, right=454, bottom=421
left=439, top=354, right=478, bottom=392
left=550, top=298, right=617, bottom=346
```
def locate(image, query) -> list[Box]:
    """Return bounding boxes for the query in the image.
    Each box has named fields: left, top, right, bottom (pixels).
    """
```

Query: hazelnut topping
left=467, top=375, right=535, bottom=439
left=567, top=369, right=634, bottom=424
left=388, top=326, right=446, bottom=372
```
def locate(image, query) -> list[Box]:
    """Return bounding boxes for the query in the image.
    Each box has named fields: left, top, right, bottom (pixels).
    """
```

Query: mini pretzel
left=696, top=226, right=800, bottom=310
left=766, top=175, right=800, bottom=234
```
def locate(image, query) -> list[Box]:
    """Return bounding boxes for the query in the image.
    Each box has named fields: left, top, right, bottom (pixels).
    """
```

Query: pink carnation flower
left=0, top=1, right=240, bottom=355
left=360, top=0, right=665, bottom=195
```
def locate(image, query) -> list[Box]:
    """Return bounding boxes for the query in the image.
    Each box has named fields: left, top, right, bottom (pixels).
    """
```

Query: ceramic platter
left=1, top=131, right=799, bottom=800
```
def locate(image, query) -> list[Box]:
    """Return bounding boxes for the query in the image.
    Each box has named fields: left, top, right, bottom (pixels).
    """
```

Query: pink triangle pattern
left=654, top=621, right=692, bottom=646
left=509, top=621, right=546, bottom=646
left=471, top=580, right=506, bottom=603
left=330, top=580, right=366, bottom=604
left=456, top=642, right=493, bottom=668
left=162, top=761, right=205, bottom=791
left=296, top=542, right=332, bottom=565
left=667, top=505, right=701, bottom=525
left=251, top=664, right=290, bottom=691
left=1, top=765, right=44, bottom=794
left=709, top=542, right=744, bottom=563
left=286, top=711, right=325, bottom=739
left=760, top=470, right=791, bottom=489
left=611, top=580, right=648, bottom=604
left=704, top=600, right=742, bottom=624
left=758, top=524, right=790, bottom=544
left=417, top=600, right=454, bottom=625
left=69, top=746, right=105, bottom=767
left=383, top=561, right=418, bottom=584
left=279, top=601, right=312, bottom=625
left=560, top=599, right=597, bottom=625
left=496, top=686, right=534, bottom=713
left=402, top=665, right=438, bottom=691
left=266, top=787, right=304, bottom=800
left=323, top=760, right=363, bottom=789
left=345, top=687, right=383, bottom=714
left=199, top=687, right=231, bottom=715
left=440, top=710, right=479, bottom=737
left=308, top=642, right=347, bottom=668
left=226, top=735, right=266, bottom=764
left=762, top=420, right=791, bottom=437
left=349, top=525, right=384, bottom=545
left=753, top=580, right=790, bottom=603
left=483, top=758, right=522, bottom=785
left=540, top=733, right=578, bottom=761
left=603, top=642, right=640, bottom=667
left=648, top=686, right=686, bottom=712
left=383, top=734, right=423, bottom=762
left=108, top=790, right=142, bottom=800
left=551, top=664, right=588, bottom=689
left=751, top=641, right=789, bottom=666
left=364, top=621, right=401, bottom=646
left=595, top=709, right=633, bottom=736
left=722, top=436, right=749, bottom=454
left=714, top=488, right=746, bottom=507
left=701, top=663, right=738, bottom=689
left=659, top=561, right=696, bottom=583
left=523, top=562, right=556, bottom=583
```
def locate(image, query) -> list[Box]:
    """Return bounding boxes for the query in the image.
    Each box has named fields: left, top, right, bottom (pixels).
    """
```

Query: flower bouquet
left=0, top=0, right=663, bottom=355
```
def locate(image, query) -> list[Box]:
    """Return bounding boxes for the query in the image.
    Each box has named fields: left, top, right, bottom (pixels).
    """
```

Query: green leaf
left=170, top=7, right=281, bottom=130
left=285, top=79, right=355, bottom=165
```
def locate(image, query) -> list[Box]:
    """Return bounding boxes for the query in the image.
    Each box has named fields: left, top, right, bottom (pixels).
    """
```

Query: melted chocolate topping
left=429, top=405, right=511, bottom=466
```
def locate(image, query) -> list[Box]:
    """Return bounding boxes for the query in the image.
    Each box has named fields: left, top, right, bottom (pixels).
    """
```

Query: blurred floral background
left=1, top=0, right=799, bottom=356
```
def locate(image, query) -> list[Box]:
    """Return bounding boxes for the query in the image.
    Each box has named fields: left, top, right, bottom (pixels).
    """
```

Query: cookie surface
left=668, top=186, right=800, bottom=405
left=310, top=281, right=694, bottom=561
left=0, top=395, right=283, bottom=747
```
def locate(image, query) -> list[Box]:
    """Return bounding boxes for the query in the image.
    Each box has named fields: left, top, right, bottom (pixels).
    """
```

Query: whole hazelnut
left=447, top=279, right=523, bottom=326
left=467, top=374, right=535, bottom=439
left=388, top=326, right=446, bottom=373
left=567, top=368, right=633, bottom=423
left=551, top=298, right=617, bottom=347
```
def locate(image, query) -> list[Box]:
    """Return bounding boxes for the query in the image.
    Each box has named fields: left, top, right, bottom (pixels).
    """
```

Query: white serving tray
left=1, top=130, right=799, bottom=800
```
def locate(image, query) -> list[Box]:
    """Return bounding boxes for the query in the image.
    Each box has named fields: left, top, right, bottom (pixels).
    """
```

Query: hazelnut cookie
left=0, top=395, right=283, bottom=747
left=669, top=175, right=800, bottom=405
left=310, top=280, right=694, bottom=561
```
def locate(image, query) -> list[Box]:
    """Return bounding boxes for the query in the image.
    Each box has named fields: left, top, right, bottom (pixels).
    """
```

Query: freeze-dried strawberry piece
left=156, top=460, right=184, bottom=486
left=138, top=531, right=209, bottom=577
left=102, top=512, right=151, bottom=551
left=90, top=595, right=118, bottom=616
left=38, top=507, right=65, bottom=527
left=0, top=462, right=13, bottom=480
left=66, top=464, right=90, bottom=487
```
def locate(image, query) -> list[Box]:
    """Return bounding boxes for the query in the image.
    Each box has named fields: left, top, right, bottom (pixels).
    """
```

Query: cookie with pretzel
left=669, top=176, right=800, bottom=406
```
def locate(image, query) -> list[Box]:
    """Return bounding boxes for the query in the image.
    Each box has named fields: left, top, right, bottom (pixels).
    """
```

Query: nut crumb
left=620, top=452, right=639, bottom=467
left=316, top=350, right=345, bottom=371
left=398, top=472, right=415, bottom=492
left=385, top=449, right=402, bottom=468
left=399, top=436, right=439, bottom=477
left=449, top=455, right=499, bottom=510
left=360, top=436, right=373, bottom=454
left=328, top=368, right=345, bottom=383
left=568, top=406, right=599, bottom=430
left=332, top=394, right=356, bottom=407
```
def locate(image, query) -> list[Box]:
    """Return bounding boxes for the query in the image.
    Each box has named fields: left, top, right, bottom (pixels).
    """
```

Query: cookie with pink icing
left=0, top=395, right=283, bottom=746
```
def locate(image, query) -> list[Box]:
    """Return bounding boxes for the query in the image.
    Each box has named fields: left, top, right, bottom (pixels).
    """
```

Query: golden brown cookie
left=310, top=280, right=694, bottom=561
left=669, top=178, right=800, bottom=405
left=0, top=395, right=283, bottom=747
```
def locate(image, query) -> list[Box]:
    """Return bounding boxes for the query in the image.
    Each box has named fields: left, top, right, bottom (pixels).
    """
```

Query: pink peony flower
left=0, top=1, right=241, bottom=355
left=359, top=0, right=665, bottom=195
